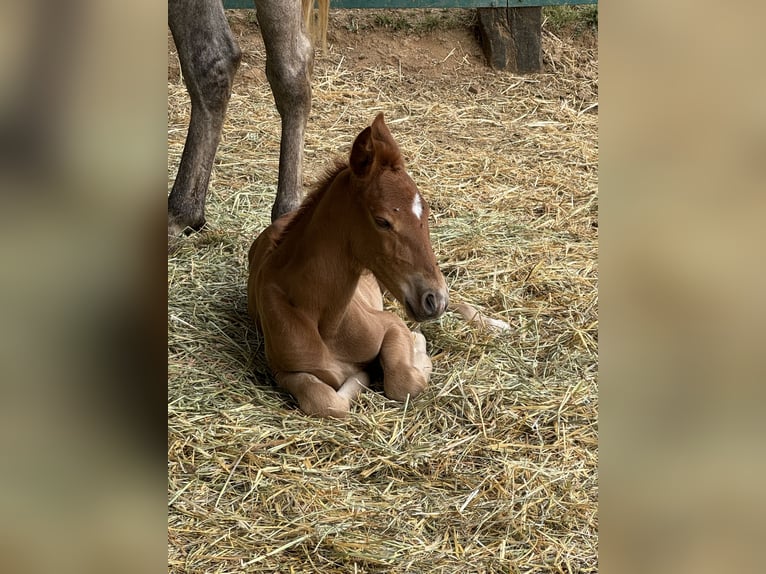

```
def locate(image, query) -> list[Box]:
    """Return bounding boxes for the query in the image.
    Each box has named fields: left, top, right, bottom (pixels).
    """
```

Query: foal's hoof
left=302, top=397, right=351, bottom=419
left=384, top=369, right=428, bottom=403
left=411, top=332, right=433, bottom=377
left=412, top=331, right=427, bottom=354
left=297, top=386, right=352, bottom=419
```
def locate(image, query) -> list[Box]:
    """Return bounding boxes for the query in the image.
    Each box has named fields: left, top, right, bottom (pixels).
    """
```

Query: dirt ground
left=168, top=9, right=597, bottom=97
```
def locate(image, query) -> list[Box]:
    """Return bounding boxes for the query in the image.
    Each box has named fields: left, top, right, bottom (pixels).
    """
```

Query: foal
left=248, top=114, right=449, bottom=418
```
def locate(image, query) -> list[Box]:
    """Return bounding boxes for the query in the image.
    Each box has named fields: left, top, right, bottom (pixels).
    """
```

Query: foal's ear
left=370, top=113, right=403, bottom=168
left=370, top=113, right=394, bottom=146
left=350, top=126, right=374, bottom=177
left=350, top=114, right=403, bottom=178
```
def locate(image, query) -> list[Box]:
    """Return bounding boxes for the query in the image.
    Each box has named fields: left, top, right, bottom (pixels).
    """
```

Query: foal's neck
left=276, top=167, right=364, bottom=320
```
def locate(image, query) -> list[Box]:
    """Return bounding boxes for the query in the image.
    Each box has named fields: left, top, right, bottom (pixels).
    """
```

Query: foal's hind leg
left=276, top=372, right=369, bottom=419
left=168, top=0, right=241, bottom=237
left=255, top=0, right=314, bottom=222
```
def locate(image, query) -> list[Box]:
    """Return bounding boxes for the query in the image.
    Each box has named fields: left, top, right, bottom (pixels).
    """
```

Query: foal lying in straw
left=248, top=114, right=449, bottom=417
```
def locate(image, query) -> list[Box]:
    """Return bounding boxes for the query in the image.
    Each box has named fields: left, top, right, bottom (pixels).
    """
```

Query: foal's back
left=246, top=211, right=295, bottom=327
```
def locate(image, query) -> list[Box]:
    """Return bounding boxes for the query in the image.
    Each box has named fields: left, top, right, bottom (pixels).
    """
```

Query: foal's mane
left=277, top=159, right=349, bottom=242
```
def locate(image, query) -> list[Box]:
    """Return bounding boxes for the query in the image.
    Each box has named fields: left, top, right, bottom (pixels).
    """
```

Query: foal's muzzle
left=405, top=287, right=449, bottom=322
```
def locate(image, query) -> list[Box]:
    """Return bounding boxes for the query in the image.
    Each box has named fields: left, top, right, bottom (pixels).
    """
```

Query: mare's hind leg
left=379, top=322, right=431, bottom=403
left=168, top=0, right=241, bottom=237
left=254, top=0, right=314, bottom=222
left=276, top=372, right=369, bottom=419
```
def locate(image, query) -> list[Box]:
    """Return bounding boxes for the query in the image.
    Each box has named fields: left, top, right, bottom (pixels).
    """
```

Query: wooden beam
left=478, top=6, right=542, bottom=72
left=222, top=0, right=597, bottom=8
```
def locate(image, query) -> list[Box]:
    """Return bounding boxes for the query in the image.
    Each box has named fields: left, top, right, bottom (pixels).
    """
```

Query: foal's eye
left=374, top=217, right=392, bottom=230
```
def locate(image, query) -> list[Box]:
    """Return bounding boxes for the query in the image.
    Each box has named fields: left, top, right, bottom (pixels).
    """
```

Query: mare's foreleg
left=277, top=371, right=369, bottom=419
left=255, top=0, right=314, bottom=222
left=168, top=0, right=241, bottom=236
left=379, top=322, right=432, bottom=403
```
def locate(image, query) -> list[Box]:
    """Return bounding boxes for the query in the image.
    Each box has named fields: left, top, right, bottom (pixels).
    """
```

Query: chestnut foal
left=248, top=114, right=449, bottom=418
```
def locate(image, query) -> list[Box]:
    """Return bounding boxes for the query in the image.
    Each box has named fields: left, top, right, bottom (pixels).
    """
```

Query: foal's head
left=348, top=114, right=449, bottom=322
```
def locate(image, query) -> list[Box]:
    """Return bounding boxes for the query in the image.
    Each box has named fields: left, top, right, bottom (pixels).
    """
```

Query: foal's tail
left=303, top=0, right=330, bottom=52
left=450, top=302, right=512, bottom=333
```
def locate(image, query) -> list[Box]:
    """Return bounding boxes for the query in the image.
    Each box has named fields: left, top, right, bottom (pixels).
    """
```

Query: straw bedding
left=168, top=9, right=597, bottom=573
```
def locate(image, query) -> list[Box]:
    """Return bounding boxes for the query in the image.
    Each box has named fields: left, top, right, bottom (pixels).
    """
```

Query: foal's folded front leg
left=276, top=371, right=369, bottom=418
left=379, top=322, right=432, bottom=403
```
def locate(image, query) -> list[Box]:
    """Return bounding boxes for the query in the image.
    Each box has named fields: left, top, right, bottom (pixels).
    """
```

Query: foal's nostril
left=422, top=292, right=437, bottom=315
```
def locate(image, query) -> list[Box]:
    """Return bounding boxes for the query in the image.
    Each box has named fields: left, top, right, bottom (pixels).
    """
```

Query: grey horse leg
left=255, top=0, right=314, bottom=222
left=167, top=0, right=241, bottom=236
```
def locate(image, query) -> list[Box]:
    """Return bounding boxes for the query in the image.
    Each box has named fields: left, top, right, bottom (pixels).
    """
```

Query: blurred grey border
left=1, top=0, right=765, bottom=572
left=602, top=1, right=765, bottom=572
left=0, top=0, right=165, bottom=572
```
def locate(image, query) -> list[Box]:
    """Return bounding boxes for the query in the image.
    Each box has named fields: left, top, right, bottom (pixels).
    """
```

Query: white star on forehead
left=412, top=193, right=423, bottom=220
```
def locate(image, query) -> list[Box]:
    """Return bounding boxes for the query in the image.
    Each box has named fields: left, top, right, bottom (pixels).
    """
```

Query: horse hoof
left=298, top=389, right=351, bottom=419
left=384, top=369, right=428, bottom=403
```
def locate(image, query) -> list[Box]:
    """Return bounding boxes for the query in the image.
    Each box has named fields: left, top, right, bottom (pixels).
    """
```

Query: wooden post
left=478, top=7, right=543, bottom=73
